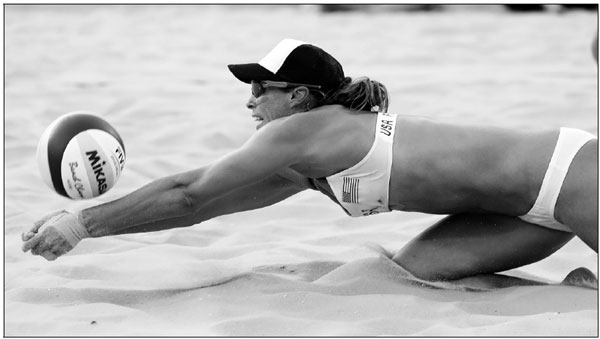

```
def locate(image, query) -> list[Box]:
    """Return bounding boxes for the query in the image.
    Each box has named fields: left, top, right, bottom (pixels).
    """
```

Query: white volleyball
left=37, top=112, right=126, bottom=199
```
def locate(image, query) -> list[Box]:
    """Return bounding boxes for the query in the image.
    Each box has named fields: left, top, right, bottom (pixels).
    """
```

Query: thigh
left=392, top=213, right=574, bottom=281
left=555, top=139, right=598, bottom=251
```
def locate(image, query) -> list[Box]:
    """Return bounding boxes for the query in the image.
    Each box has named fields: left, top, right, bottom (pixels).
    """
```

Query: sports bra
left=325, top=112, right=398, bottom=217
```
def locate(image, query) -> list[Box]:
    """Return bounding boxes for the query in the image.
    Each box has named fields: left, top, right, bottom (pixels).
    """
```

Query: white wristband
left=50, top=211, right=90, bottom=247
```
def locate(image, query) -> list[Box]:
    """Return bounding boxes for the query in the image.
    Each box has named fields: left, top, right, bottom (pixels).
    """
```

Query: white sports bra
left=326, top=112, right=398, bottom=217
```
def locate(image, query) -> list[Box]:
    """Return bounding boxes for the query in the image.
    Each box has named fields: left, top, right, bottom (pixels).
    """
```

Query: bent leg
left=555, top=139, right=598, bottom=251
left=392, top=213, right=574, bottom=281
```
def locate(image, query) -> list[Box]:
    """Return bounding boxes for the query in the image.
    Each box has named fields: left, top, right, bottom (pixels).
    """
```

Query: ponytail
left=322, top=77, right=389, bottom=113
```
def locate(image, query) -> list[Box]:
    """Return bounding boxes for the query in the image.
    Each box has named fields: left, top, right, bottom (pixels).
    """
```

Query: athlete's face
left=246, top=86, right=294, bottom=130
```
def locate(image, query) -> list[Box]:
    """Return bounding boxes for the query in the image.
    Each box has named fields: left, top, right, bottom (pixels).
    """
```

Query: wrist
left=76, top=210, right=91, bottom=237
left=51, top=211, right=90, bottom=247
left=75, top=210, right=91, bottom=238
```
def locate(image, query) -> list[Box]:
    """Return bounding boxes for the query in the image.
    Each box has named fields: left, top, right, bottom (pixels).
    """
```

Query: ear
left=289, top=87, right=311, bottom=110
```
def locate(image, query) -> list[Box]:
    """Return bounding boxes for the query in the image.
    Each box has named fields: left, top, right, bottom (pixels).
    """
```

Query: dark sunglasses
left=251, top=80, right=322, bottom=98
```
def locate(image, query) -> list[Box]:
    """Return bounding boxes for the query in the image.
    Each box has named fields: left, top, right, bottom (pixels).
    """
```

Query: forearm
left=80, top=170, right=203, bottom=237
left=88, top=171, right=306, bottom=236
left=104, top=124, right=313, bottom=236
left=112, top=214, right=199, bottom=235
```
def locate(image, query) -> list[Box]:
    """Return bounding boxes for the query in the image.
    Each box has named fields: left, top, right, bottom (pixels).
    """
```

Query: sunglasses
left=251, top=80, right=322, bottom=98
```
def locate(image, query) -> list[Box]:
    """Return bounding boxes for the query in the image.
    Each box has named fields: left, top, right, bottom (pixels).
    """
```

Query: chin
left=255, top=120, right=268, bottom=130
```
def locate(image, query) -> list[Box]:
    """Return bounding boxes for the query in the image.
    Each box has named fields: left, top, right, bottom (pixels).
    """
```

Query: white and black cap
left=228, top=39, right=345, bottom=93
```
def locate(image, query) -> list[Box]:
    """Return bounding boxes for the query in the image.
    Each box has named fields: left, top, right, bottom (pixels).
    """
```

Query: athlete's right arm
left=21, top=169, right=308, bottom=260
left=113, top=168, right=308, bottom=234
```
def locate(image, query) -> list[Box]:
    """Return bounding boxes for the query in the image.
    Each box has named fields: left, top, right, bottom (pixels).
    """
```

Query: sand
left=4, top=4, right=598, bottom=336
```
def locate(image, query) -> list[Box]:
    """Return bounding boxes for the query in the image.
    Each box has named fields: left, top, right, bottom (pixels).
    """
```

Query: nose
left=246, top=95, right=256, bottom=109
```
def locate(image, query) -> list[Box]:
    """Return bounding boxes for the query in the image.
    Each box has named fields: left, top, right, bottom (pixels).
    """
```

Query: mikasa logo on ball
left=86, top=150, right=109, bottom=194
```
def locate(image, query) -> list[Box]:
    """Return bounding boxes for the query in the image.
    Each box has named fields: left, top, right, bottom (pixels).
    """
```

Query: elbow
left=179, top=187, right=195, bottom=214
left=170, top=175, right=198, bottom=215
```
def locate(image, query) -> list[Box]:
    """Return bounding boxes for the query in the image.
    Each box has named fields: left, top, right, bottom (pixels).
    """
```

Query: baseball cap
left=228, top=39, right=345, bottom=93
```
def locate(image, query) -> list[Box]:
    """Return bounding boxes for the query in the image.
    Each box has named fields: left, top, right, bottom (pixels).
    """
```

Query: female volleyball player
left=22, top=39, right=597, bottom=282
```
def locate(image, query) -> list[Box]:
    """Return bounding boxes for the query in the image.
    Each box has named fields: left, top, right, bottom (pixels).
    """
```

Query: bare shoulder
left=283, top=105, right=346, bottom=131
left=244, top=106, right=372, bottom=177
left=239, top=108, right=339, bottom=165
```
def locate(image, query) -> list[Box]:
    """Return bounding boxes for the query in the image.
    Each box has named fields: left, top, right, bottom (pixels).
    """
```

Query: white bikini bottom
left=518, top=127, right=596, bottom=232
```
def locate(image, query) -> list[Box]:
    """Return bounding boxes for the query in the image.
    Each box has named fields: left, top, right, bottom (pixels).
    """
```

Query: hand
left=22, top=210, right=90, bottom=261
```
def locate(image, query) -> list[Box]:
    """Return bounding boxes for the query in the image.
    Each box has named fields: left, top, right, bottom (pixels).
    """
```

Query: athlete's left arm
left=80, top=117, right=311, bottom=236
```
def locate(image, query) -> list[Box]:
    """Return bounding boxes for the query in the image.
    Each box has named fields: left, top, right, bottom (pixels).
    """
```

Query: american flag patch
left=342, top=177, right=359, bottom=204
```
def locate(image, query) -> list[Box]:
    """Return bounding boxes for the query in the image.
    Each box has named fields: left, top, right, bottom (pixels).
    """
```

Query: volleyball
left=36, top=112, right=126, bottom=199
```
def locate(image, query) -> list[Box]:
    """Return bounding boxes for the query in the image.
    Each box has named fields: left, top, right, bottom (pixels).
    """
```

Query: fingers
left=32, top=245, right=58, bottom=261
left=22, top=233, right=42, bottom=253
left=31, top=210, right=67, bottom=232
left=39, top=251, right=58, bottom=261
left=21, top=231, right=35, bottom=242
left=23, top=227, right=74, bottom=261
left=21, top=210, right=67, bottom=251
left=21, top=210, right=67, bottom=241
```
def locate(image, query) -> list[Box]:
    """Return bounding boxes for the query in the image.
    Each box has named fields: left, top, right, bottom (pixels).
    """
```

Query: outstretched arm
left=112, top=170, right=307, bottom=235
left=22, top=117, right=311, bottom=259
left=22, top=169, right=306, bottom=260
left=81, top=118, right=309, bottom=237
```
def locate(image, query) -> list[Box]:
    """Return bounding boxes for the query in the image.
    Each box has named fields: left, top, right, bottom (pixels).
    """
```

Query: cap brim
left=227, top=63, right=283, bottom=84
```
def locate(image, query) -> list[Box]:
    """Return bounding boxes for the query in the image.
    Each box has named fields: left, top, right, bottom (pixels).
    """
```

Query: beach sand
left=4, top=4, right=598, bottom=336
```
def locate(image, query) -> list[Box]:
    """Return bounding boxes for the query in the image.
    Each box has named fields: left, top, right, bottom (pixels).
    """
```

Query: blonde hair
left=320, top=76, right=389, bottom=113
